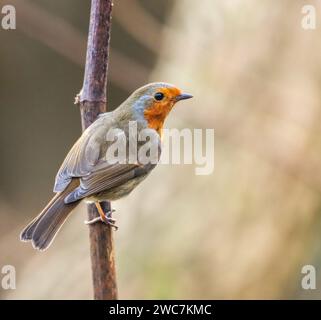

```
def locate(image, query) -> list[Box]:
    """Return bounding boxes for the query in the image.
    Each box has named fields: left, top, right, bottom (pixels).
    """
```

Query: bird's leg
left=85, top=202, right=118, bottom=230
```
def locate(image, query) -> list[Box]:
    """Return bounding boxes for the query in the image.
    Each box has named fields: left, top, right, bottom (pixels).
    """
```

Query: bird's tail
left=20, top=179, right=80, bottom=251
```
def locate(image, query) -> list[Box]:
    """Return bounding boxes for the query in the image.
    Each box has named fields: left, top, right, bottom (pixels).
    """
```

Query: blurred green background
left=1, top=0, right=321, bottom=299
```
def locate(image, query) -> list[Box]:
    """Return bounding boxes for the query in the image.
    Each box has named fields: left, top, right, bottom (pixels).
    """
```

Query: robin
left=20, top=82, right=192, bottom=251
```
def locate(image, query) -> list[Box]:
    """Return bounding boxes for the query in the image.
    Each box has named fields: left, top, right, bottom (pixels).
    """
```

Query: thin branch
left=78, top=0, right=117, bottom=300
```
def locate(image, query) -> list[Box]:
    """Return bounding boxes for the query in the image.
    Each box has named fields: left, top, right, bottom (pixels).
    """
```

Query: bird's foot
left=85, top=211, right=118, bottom=230
left=85, top=202, right=118, bottom=230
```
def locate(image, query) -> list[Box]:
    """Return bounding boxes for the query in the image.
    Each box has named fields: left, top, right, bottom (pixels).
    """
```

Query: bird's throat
left=143, top=101, right=173, bottom=136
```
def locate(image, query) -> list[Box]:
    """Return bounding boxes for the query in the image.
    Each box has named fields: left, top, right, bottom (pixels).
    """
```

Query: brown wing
left=63, top=132, right=161, bottom=203
left=53, top=115, right=114, bottom=192
left=53, top=114, right=161, bottom=203
left=53, top=112, right=162, bottom=203
left=63, top=162, right=155, bottom=204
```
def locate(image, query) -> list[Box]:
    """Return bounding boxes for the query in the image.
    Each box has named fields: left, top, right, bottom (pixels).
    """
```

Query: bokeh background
left=1, top=0, right=321, bottom=299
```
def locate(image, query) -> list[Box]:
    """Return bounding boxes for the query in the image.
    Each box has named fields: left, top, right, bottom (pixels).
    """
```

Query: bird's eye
left=154, top=92, right=164, bottom=101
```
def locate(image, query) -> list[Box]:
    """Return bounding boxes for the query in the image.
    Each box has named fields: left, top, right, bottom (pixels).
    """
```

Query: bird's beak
left=176, top=93, right=193, bottom=101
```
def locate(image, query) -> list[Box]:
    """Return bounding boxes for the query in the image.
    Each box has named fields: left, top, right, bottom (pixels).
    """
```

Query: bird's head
left=128, top=82, right=193, bottom=134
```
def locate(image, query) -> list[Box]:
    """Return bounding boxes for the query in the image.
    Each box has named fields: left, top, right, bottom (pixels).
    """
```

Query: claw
left=84, top=203, right=118, bottom=230
left=106, top=209, right=116, bottom=218
left=85, top=213, right=118, bottom=230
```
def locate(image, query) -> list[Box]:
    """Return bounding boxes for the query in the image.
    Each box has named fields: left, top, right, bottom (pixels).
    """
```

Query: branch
left=77, top=0, right=117, bottom=300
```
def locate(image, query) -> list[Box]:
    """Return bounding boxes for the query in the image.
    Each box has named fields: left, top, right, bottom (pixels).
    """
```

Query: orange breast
left=144, top=101, right=173, bottom=136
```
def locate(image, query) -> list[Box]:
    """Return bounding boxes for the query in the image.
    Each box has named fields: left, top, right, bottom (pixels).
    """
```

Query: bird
left=20, top=82, right=193, bottom=251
